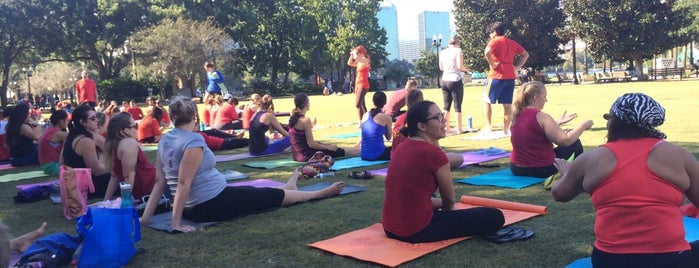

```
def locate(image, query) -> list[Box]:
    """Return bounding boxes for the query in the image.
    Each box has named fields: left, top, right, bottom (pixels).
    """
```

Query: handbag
left=59, top=166, right=94, bottom=220
left=75, top=207, right=141, bottom=268
left=300, top=151, right=334, bottom=180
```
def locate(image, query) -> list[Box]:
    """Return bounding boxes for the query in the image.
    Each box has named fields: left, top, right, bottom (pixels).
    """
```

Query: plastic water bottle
left=120, top=182, right=133, bottom=208
left=317, top=172, right=335, bottom=179
left=273, top=130, right=280, bottom=139
left=199, top=121, right=206, bottom=131
left=467, top=115, right=473, bottom=129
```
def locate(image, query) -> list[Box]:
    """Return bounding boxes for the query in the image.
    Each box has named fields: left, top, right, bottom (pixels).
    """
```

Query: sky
left=382, top=0, right=454, bottom=40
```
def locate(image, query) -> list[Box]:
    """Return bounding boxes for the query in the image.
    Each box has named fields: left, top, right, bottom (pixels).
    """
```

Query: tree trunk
left=635, top=57, right=645, bottom=81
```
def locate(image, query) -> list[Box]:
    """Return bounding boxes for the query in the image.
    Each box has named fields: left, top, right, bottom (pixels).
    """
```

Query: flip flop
left=480, top=226, right=535, bottom=244
left=348, top=170, right=373, bottom=180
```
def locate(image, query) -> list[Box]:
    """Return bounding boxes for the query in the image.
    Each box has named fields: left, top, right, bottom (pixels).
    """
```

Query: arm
left=435, top=163, right=456, bottom=210
left=484, top=47, right=497, bottom=70
left=380, top=114, right=392, bottom=141
left=75, top=137, right=109, bottom=175
left=264, top=113, right=289, bottom=137
left=515, top=50, right=530, bottom=70
left=683, top=149, right=699, bottom=206
left=551, top=156, right=588, bottom=202
left=347, top=54, right=357, bottom=67
left=170, top=147, right=203, bottom=232
left=140, top=152, right=166, bottom=225
left=49, top=129, right=68, bottom=143
left=20, top=123, right=42, bottom=141
left=538, top=112, right=592, bottom=147
left=302, top=119, right=336, bottom=151
left=456, top=50, right=469, bottom=72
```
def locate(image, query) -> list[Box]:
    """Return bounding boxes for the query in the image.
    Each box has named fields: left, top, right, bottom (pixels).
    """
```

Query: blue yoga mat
left=565, top=216, right=699, bottom=268
left=456, top=169, right=544, bottom=189
left=330, top=157, right=389, bottom=171
left=323, top=132, right=361, bottom=139
left=299, top=181, right=366, bottom=195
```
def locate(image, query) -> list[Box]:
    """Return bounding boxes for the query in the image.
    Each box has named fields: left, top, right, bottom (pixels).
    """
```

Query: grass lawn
left=2, top=79, right=699, bottom=267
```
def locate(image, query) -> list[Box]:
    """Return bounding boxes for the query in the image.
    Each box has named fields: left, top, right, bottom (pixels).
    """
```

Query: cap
left=223, top=93, right=233, bottom=100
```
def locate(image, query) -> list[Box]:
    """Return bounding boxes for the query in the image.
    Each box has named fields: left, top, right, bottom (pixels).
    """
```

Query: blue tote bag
left=76, top=207, right=141, bottom=267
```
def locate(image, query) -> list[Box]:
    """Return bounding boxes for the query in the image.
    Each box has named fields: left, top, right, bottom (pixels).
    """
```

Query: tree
left=415, top=50, right=440, bottom=87
left=383, top=59, right=415, bottom=88
left=453, top=0, right=566, bottom=72
left=131, top=18, right=232, bottom=97
left=565, top=0, right=693, bottom=80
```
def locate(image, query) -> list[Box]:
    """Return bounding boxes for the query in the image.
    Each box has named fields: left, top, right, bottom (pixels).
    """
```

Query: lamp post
left=124, top=39, right=137, bottom=79
left=22, top=67, right=33, bottom=100
left=432, top=34, right=443, bottom=54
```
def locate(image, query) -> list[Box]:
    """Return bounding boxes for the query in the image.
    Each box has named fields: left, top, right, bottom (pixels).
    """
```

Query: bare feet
left=280, top=168, right=299, bottom=191
left=320, top=181, right=345, bottom=198
left=11, top=222, right=47, bottom=253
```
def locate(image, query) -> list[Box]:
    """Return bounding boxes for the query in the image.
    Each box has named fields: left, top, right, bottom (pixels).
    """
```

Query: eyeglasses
left=128, top=123, right=138, bottom=129
left=603, top=113, right=613, bottom=120
left=426, top=112, right=446, bottom=123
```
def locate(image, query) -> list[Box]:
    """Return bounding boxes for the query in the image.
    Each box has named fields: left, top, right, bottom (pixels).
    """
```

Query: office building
left=378, top=2, right=400, bottom=60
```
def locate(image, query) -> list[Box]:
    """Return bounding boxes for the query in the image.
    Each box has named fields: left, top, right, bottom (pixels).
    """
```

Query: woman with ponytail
left=288, top=93, right=359, bottom=162
left=347, top=45, right=371, bottom=124
left=360, top=91, right=392, bottom=161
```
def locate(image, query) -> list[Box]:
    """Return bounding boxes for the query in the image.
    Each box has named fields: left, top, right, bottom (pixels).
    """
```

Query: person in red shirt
left=347, top=45, right=371, bottom=124
left=383, top=78, right=418, bottom=120
left=154, top=99, right=170, bottom=127
left=482, top=21, right=529, bottom=135
left=383, top=100, right=504, bottom=243
left=137, top=107, right=162, bottom=143
left=38, top=110, right=68, bottom=175
left=241, top=93, right=261, bottom=129
left=75, top=71, right=98, bottom=107
left=125, top=100, right=144, bottom=121
left=213, top=94, right=242, bottom=130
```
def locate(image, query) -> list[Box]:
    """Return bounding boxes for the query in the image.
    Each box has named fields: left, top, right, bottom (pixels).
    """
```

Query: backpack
left=14, top=233, right=82, bottom=268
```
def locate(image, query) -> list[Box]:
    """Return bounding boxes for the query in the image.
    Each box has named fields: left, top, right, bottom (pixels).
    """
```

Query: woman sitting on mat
left=249, top=94, right=291, bottom=155
left=103, top=112, right=156, bottom=200
left=196, top=125, right=249, bottom=151
left=288, top=93, right=359, bottom=162
left=60, top=104, right=112, bottom=198
left=139, top=96, right=345, bottom=232
left=510, top=81, right=593, bottom=178
left=552, top=93, right=699, bottom=267
left=241, top=93, right=261, bottom=129
left=5, top=102, right=41, bottom=167
left=38, top=110, right=68, bottom=175
left=383, top=101, right=504, bottom=243
left=137, top=107, right=163, bottom=143
left=360, top=91, right=392, bottom=161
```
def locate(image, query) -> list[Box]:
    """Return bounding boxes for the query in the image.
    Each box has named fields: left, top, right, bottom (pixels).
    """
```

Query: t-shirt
left=382, top=89, right=408, bottom=116
left=206, top=70, right=225, bottom=94
left=126, top=107, right=144, bottom=121
left=486, top=36, right=525, bottom=80
left=510, top=108, right=555, bottom=167
left=440, top=47, right=464, bottom=82
left=75, top=79, right=97, bottom=103
left=382, top=139, right=449, bottom=236
left=214, top=103, right=239, bottom=126
left=38, top=127, right=63, bottom=163
left=241, top=107, right=255, bottom=129
left=137, top=116, right=161, bottom=142
left=158, top=128, right=226, bottom=207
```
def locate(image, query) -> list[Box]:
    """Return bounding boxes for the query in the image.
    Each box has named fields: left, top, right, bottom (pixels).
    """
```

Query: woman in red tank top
left=347, top=45, right=371, bottom=124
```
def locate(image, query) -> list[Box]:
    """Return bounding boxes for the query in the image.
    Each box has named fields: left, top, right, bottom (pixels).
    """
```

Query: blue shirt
left=360, top=113, right=387, bottom=160
left=206, top=70, right=225, bottom=94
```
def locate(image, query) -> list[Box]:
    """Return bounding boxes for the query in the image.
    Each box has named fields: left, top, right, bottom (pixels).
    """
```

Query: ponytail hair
left=288, top=93, right=309, bottom=128
left=511, top=81, right=545, bottom=126
left=399, top=101, right=435, bottom=137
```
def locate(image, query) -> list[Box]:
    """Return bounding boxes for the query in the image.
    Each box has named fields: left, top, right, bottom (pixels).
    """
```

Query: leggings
left=385, top=207, right=504, bottom=243
left=252, top=136, right=291, bottom=156
left=591, top=242, right=699, bottom=268
left=441, top=80, right=464, bottom=112
left=220, top=138, right=249, bottom=150
left=183, top=186, right=284, bottom=222
left=87, top=173, right=111, bottom=199
left=510, top=139, right=584, bottom=178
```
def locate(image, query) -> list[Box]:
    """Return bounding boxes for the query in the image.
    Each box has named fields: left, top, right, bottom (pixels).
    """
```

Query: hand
left=139, top=217, right=151, bottom=225
left=581, top=120, right=594, bottom=130
left=173, top=224, right=196, bottom=233
left=328, top=144, right=338, bottom=151
left=557, top=111, right=578, bottom=125
left=553, top=158, right=570, bottom=174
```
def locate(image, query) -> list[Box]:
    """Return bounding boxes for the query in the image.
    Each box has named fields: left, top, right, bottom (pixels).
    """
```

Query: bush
left=98, top=77, right=148, bottom=102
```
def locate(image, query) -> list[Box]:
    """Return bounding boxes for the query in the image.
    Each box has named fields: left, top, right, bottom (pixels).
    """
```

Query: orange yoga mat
left=308, top=195, right=547, bottom=267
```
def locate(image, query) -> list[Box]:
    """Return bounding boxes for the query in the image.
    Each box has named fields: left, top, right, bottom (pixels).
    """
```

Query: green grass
left=3, top=79, right=699, bottom=267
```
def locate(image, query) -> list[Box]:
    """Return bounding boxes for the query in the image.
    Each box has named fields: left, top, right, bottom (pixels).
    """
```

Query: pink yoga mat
left=368, top=150, right=511, bottom=176
left=0, top=163, right=14, bottom=170
left=227, top=179, right=285, bottom=188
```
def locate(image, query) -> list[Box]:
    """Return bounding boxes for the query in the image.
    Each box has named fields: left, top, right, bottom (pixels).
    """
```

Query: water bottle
left=70, top=243, right=83, bottom=267
left=273, top=130, right=280, bottom=139
left=120, top=182, right=133, bottom=208
left=199, top=121, right=206, bottom=131
left=467, top=115, right=473, bottom=129
left=317, top=172, right=335, bottom=179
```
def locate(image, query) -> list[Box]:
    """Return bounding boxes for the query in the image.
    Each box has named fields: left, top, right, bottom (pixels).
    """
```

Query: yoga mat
left=142, top=146, right=158, bottom=152
left=330, top=157, right=389, bottom=171
left=309, top=195, right=546, bottom=267
left=220, top=170, right=249, bottom=181
left=565, top=216, right=699, bottom=268
left=227, top=179, right=285, bottom=188
left=9, top=252, right=21, bottom=268
left=323, top=131, right=361, bottom=139
left=215, top=151, right=286, bottom=163
left=147, top=211, right=219, bottom=233
left=456, top=169, right=545, bottom=189
left=243, top=158, right=303, bottom=169
left=299, top=181, right=366, bottom=196
left=15, top=179, right=59, bottom=190
left=0, top=160, right=10, bottom=165
left=0, top=163, right=15, bottom=170
left=0, top=170, right=49, bottom=183
left=460, top=131, right=510, bottom=141
left=368, top=150, right=510, bottom=177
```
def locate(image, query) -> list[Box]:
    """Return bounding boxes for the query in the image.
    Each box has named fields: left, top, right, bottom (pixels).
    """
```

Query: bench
left=555, top=73, right=575, bottom=85
left=648, top=67, right=685, bottom=80
left=595, top=72, right=631, bottom=83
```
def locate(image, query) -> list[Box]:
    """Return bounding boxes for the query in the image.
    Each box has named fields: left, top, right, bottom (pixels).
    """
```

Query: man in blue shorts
left=482, top=21, right=529, bottom=135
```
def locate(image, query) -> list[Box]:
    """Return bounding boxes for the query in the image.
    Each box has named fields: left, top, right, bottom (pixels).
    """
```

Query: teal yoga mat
left=243, top=158, right=303, bottom=169
left=0, top=170, right=50, bottom=183
left=330, top=157, right=389, bottom=171
left=323, top=132, right=361, bottom=139
left=456, top=169, right=544, bottom=189
left=565, top=216, right=699, bottom=268
left=299, top=181, right=366, bottom=195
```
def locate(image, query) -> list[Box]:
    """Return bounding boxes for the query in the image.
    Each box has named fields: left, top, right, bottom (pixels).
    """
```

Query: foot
left=479, top=126, right=492, bottom=135
left=11, top=222, right=47, bottom=253
left=280, top=168, right=300, bottom=191
left=320, top=181, right=345, bottom=198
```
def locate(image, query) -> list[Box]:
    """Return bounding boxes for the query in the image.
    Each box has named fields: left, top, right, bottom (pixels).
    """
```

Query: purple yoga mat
left=368, top=150, right=511, bottom=177
left=0, top=163, right=14, bottom=170
left=15, top=180, right=59, bottom=190
left=215, top=151, right=286, bottom=163
left=227, top=179, right=285, bottom=188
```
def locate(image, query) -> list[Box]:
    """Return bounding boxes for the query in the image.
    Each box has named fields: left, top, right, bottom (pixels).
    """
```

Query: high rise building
left=418, top=11, right=451, bottom=52
left=378, top=2, right=400, bottom=60
left=398, top=40, right=420, bottom=63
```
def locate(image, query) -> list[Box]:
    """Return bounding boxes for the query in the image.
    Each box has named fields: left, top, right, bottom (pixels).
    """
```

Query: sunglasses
left=603, top=113, right=613, bottom=120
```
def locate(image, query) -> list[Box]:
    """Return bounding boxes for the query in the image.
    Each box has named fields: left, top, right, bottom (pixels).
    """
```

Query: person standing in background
left=75, top=71, right=98, bottom=107
left=439, top=36, right=469, bottom=133
left=482, top=21, right=529, bottom=135
left=204, top=62, right=227, bottom=102
left=347, top=45, right=371, bottom=124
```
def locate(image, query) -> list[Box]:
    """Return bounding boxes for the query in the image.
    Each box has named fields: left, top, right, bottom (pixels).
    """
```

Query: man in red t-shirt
left=383, top=78, right=418, bottom=120
left=482, top=21, right=529, bottom=135
left=75, top=71, right=98, bottom=107
left=125, top=100, right=144, bottom=121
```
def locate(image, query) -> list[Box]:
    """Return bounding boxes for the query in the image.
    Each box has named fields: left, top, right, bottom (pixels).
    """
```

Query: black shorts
left=183, top=186, right=285, bottom=222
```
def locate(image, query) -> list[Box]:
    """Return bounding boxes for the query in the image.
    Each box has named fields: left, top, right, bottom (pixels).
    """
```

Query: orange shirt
left=486, top=36, right=525, bottom=80
left=75, top=79, right=97, bottom=103
left=355, top=62, right=371, bottom=90
left=137, top=116, right=161, bottom=142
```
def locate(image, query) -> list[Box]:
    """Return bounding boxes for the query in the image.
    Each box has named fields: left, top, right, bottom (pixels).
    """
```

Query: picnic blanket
left=565, top=216, right=699, bottom=268
left=242, top=158, right=303, bottom=169
left=330, top=157, right=389, bottom=171
left=214, top=151, right=286, bottom=163
left=308, top=195, right=546, bottom=267
left=368, top=149, right=510, bottom=177
left=456, top=169, right=545, bottom=189
left=0, top=170, right=49, bottom=183
left=148, top=182, right=366, bottom=233
left=323, top=131, right=361, bottom=139
left=460, top=131, right=510, bottom=141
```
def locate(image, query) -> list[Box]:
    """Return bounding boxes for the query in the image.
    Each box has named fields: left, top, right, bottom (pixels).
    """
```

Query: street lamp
left=432, top=34, right=443, bottom=53
left=124, top=39, right=137, bottom=79
left=22, top=67, right=33, bottom=100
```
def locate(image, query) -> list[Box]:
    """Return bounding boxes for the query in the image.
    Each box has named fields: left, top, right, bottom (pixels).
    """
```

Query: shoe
left=480, top=226, right=535, bottom=244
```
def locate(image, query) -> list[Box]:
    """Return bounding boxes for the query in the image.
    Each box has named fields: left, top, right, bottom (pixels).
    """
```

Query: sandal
left=480, top=226, right=535, bottom=244
left=348, top=170, right=373, bottom=180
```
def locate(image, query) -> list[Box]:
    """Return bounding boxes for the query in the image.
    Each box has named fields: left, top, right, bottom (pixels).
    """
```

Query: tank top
left=113, top=140, right=156, bottom=199
left=10, top=131, right=35, bottom=158
left=439, top=47, right=463, bottom=82
left=62, top=135, right=88, bottom=168
left=39, top=127, right=63, bottom=163
left=510, top=108, right=555, bottom=167
left=591, top=138, right=689, bottom=254
left=249, top=112, right=270, bottom=154
left=355, top=63, right=370, bottom=90
left=289, top=126, right=313, bottom=162
left=360, top=113, right=386, bottom=160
